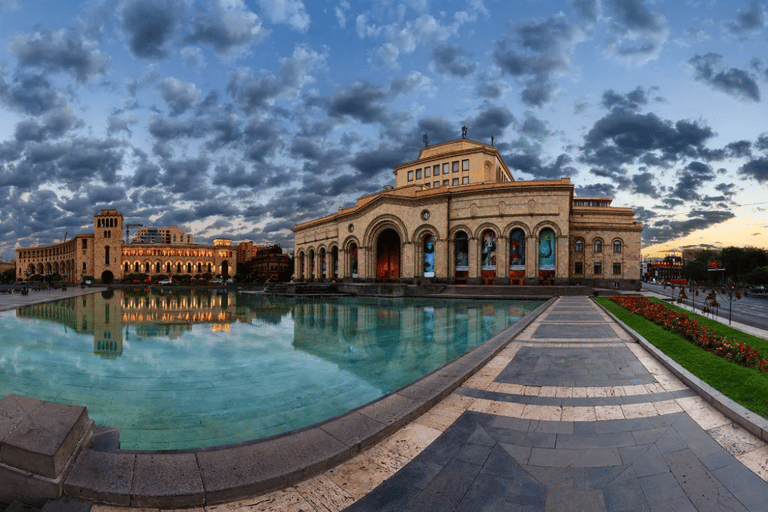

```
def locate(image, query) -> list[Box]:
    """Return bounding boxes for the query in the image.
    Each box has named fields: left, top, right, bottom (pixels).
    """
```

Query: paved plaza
left=200, top=296, right=768, bottom=512
left=2, top=291, right=768, bottom=511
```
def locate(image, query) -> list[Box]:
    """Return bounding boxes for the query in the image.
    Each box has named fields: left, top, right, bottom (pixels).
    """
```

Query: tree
left=683, top=260, right=707, bottom=282
left=745, top=266, right=768, bottom=286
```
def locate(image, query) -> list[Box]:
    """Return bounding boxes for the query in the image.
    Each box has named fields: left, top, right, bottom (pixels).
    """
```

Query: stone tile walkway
left=89, top=296, right=768, bottom=512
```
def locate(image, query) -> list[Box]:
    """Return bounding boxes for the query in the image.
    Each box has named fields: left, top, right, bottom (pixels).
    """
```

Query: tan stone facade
left=16, top=209, right=236, bottom=284
left=294, top=139, right=642, bottom=289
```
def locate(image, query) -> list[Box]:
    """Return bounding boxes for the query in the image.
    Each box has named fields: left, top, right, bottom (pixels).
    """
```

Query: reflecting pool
left=0, top=289, right=543, bottom=450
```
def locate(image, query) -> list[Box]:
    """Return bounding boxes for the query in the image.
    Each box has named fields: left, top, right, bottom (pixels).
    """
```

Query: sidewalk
left=0, top=286, right=107, bottom=312
left=331, top=296, right=768, bottom=511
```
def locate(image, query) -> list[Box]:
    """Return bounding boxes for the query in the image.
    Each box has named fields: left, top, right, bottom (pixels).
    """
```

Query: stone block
left=63, top=449, right=135, bottom=506
left=130, top=453, right=205, bottom=508
left=1, top=400, right=89, bottom=479
left=319, top=411, right=387, bottom=451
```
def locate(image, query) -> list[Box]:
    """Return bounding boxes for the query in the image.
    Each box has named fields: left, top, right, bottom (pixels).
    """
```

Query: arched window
left=176, top=263, right=181, bottom=273
left=166, top=262, right=171, bottom=273
left=309, top=250, right=315, bottom=277
left=124, top=262, right=129, bottom=272
left=574, top=238, right=584, bottom=252
left=480, top=230, right=497, bottom=270
left=594, top=239, right=603, bottom=253
left=538, top=228, right=556, bottom=270
left=423, top=234, right=435, bottom=277
left=156, top=262, right=161, bottom=272
left=145, top=262, right=150, bottom=273
left=332, top=247, right=339, bottom=278
left=187, top=263, right=192, bottom=273
left=509, top=228, right=526, bottom=268
left=613, top=240, right=622, bottom=253
left=320, top=248, right=327, bottom=278
left=134, top=262, right=139, bottom=272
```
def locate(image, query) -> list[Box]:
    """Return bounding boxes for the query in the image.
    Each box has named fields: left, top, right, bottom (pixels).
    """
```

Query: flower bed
left=610, top=296, right=768, bottom=374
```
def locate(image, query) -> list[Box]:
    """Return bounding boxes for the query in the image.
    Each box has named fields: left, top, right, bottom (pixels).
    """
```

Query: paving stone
left=385, top=457, right=443, bottom=491
left=480, top=443, right=523, bottom=479
left=543, top=487, right=606, bottom=512
left=664, top=448, right=748, bottom=512
left=454, top=473, right=512, bottom=512
left=401, top=459, right=481, bottom=512
left=319, top=411, right=387, bottom=452
left=712, top=460, right=768, bottom=512
left=466, top=424, right=497, bottom=446
left=555, top=431, right=636, bottom=450
left=602, top=467, right=650, bottom=512
left=454, top=441, right=494, bottom=466
left=342, top=475, right=420, bottom=512
left=528, top=447, right=622, bottom=468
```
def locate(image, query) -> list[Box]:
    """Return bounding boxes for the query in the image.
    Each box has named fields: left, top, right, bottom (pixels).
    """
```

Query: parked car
left=750, top=285, right=766, bottom=293
left=158, top=279, right=173, bottom=285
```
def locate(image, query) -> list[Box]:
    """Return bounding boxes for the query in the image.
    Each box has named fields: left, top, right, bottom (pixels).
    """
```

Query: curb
left=594, top=298, right=768, bottom=443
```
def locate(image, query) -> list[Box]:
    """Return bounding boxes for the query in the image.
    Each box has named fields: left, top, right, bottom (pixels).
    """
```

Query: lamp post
left=62, top=273, right=68, bottom=291
left=23, top=270, right=30, bottom=294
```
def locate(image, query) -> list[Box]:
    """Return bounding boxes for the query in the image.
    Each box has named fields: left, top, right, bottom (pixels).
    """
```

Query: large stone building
left=15, top=209, right=236, bottom=284
left=293, top=138, right=642, bottom=289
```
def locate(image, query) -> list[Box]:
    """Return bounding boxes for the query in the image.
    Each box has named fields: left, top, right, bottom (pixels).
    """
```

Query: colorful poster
left=509, top=229, right=526, bottom=270
left=481, top=231, right=496, bottom=270
left=321, top=249, right=326, bottom=276
left=351, top=244, right=358, bottom=278
left=455, top=233, right=468, bottom=271
left=538, top=229, right=556, bottom=270
left=423, top=235, right=435, bottom=277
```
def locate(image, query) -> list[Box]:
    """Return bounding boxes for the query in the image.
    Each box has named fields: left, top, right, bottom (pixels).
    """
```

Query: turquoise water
left=0, top=289, right=542, bottom=450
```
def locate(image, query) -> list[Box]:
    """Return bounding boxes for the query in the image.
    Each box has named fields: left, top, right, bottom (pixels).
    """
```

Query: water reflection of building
left=291, top=299, right=531, bottom=391
left=15, top=290, right=292, bottom=358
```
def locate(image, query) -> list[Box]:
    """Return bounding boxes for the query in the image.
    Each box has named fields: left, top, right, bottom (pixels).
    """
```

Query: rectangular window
left=443, top=179, right=449, bottom=186
left=575, top=262, right=583, bottom=274
left=594, top=262, right=602, bottom=275
left=407, top=170, right=414, bottom=181
left=452, top=161, right=459, bottom=172
left=416, top=168, right=422, bottom=179
left=452, top=178, right=459, bottom=186
left=424, top=183, right=431, bottom=188
left=82, top=239, right=87, bottom=249
left=462, top=176, right=469, bottom=184
left=613, top=263, right=621, bottom=275
left=433, top=164, right=440, bottom=176
left=442, top=163, right=449, bottom=174
left=462, top=159, right=469, bottom=170
left=425, top=167, right=431, bottom=178
left=433, top=181, right=440, bottom=188
left=105, top=246, right=110, bottom=266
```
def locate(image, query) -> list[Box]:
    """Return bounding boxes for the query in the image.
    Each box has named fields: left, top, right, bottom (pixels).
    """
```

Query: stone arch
left=363, top=214, right=408, bottom=250
left=449, top=224, right=473, bottom=239
left=375, top=228, right=401, bottom=282
left=532, top=220, right=563, bottom=237
left=503, top=221, right=531, bottom=238
left=473, top=222, right=501, bottom=240
left=611, top=237, right=624, bottom=254
left=342, top=236, right=360, bottom=279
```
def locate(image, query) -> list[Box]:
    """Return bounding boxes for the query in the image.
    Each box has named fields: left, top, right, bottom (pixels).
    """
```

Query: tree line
left=684, top=247, right=768, bottom=285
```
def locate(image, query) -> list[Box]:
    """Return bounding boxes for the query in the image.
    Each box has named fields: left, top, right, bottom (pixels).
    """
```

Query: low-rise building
left=15, top=210, right=236, bottom=284
left=294, top=138, right=643, bottom=289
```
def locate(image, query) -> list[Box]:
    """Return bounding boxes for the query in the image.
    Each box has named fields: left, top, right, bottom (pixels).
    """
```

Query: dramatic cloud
left=122, top=0, right=177, bottom=59
left=158, top=77, right=200, bottom=116
left=601, top=86, right=652, bottom=111
left=581, top=110, right=714, bottom=168
left=572, top=0, right=599, bottom=25
left=725, top=0, right=767, bottom=39
left=0, top=72, right=66, bottom=115
left=603, top=0, right=669, bottom=65
left=257, top=0, right=310, bottom=33
left=643, top=210, right=736, bottom=246
left=689, top=53, right=760, bottom=102
left=431, top=45, right=477, bottom=77
left=186, top=0, right=267, bottom=55
left=505, top=153, right=577, bottom=180
left=672, top=161, right=715, bottom=200
left=14, top=108, right=83, bottom=142
left=576, top=183, right=616, bottom=197
left=462, top=102, right=515, bottom=142
left=739, top=157, right=768, bottom=183
left=9, top=28, right=108, bottom=82
left=493, top=13, right=584, bottom=106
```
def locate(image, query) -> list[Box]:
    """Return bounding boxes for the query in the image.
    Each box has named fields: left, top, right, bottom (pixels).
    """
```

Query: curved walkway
left=189, top=296, right=768, bottom=512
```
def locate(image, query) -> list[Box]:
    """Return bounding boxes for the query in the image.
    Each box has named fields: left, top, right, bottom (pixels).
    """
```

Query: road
left=642, top=282, right=768, bottom=332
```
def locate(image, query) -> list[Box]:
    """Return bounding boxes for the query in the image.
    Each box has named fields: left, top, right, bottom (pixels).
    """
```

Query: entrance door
left=376, top=229, right=400, bottom=281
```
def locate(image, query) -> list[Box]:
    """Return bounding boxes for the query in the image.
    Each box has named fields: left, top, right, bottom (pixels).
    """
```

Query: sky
left=1, top=0, right=768, bottom=261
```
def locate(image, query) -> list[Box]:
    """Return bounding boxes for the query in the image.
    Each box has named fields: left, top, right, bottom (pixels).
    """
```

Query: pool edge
left=60, top=296, right=557, bottom=507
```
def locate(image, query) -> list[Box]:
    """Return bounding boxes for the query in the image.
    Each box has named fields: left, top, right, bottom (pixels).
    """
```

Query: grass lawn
left=596, top=296, right=768, bottom=420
